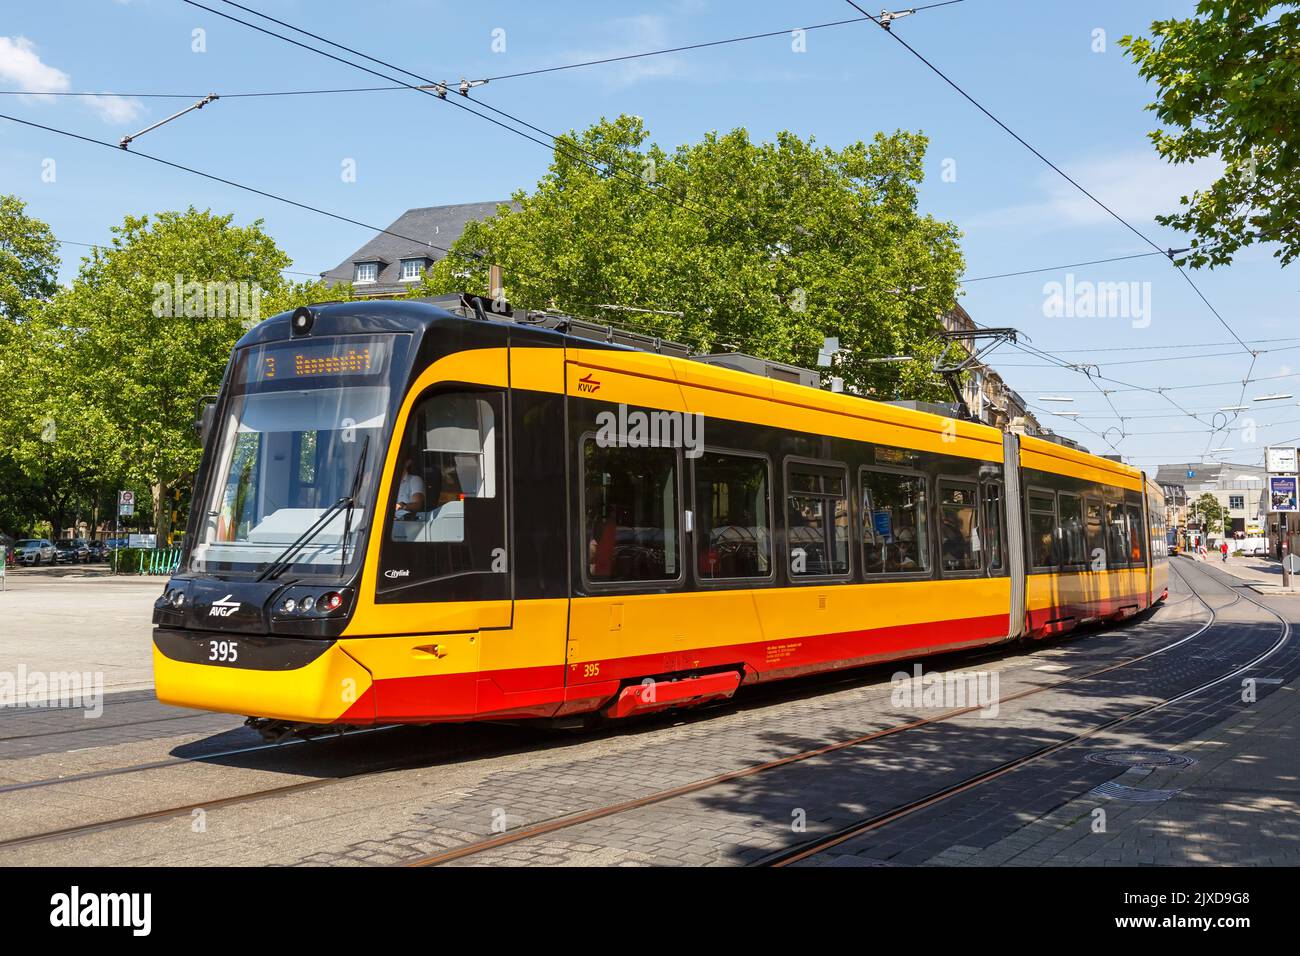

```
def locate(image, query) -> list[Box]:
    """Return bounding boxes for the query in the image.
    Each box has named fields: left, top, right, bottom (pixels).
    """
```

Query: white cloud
left=963, top=150, right=1224, bottom=235
left=0, top=34, right=145, bottom=125
left=82, top=93, right=145, bottom=123
left=0, top=36, right=71, bottom=100
left=556, top=16, right=690, bottom=88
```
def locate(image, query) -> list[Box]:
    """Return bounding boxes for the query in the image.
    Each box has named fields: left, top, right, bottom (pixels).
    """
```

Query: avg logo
left=577, top=373, right=601, bottom=394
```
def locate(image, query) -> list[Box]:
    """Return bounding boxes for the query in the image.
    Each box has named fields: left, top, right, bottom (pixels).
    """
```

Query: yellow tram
left=152, top=296, right=1168, bottom=731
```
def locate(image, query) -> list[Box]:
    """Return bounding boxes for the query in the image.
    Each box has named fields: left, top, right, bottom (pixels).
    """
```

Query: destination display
left=237, top=337, right=390, bottom=385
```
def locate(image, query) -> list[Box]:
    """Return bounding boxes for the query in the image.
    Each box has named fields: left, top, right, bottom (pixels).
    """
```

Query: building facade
left=320, top=201, right=507, bottom=298
left=1154, top=462, right=1269, bottom=550
left=941, top=304, right=1048, bottom=439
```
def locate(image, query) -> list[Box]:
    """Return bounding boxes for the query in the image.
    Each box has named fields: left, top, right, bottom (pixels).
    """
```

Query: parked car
left=11, top=539, right=56, bottom=566
left=85, top=540, right=107, bottom=562
left=54, top=539, right=90, bottom=564
left=1253, top=546, right=1269, bottom=558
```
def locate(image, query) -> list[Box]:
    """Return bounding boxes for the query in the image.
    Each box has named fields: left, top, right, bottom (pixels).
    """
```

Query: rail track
left=400, top=562, right=1266, bottom=867
left=764, top=557, right=1289, bottom=865
left=3, top=560, right=1269, bottom=863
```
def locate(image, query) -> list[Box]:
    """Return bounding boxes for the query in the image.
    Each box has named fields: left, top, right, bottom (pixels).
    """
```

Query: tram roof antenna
left=119, top=93, right=218, bottom=149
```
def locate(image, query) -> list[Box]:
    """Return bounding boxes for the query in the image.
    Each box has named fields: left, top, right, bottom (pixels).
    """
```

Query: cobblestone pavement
left=279, top=558, right=1298, bottom=867
left=803, top=558, right=1300, bottom=867
left=5, top=557, right=1292, bottom=867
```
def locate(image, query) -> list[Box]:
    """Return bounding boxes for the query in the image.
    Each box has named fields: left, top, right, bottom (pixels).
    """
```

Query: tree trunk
left=153, top=480, right=171, bottom=544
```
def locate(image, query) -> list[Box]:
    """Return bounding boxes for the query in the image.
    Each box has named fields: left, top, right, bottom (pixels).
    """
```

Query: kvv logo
left=152, top=274, right=263, bottom=320
left=1042, top=274, right=1152, bottom=329
left=595, top=404, right=705, bottom=459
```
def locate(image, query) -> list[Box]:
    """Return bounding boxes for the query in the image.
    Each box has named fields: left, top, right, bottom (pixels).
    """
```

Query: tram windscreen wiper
left=339, top=435, right=369, bottom=573
left=257, top=435, right=371, bottom=582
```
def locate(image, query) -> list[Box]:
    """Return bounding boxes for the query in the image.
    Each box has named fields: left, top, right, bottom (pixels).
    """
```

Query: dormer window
left=400, top=258, right=426, bottom=282
left=354, top=261, right=378, bottom=284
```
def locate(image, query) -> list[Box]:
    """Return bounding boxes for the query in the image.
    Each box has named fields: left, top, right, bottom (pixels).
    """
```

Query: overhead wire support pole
left=119, top=93, right=218, bottom=149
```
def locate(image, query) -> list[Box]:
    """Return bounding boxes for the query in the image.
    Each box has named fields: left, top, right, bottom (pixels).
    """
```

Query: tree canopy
left=1121, top=3, right=1300, bottom=267
left=1, top=203, right=346, bottom=538
left=416, top=116, right=965, bottom=400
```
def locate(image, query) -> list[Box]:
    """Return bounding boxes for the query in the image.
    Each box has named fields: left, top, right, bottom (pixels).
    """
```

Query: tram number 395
left=208, top=640, right=239, bottom=663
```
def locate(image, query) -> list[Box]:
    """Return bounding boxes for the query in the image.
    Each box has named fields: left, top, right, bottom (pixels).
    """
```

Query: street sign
left=1266, top=446, right=1299, bottom=473
left=128, top=533, right=156, bottom=549
left=118, top=489, right=135, bottom=517
left=1285, top=553, right=1300, bottom=575
left=1269, top=475, right=1298, bottom=513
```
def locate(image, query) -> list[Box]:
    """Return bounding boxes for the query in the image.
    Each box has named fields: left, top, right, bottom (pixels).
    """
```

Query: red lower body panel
left=341, top=611, right=1016, bottom=724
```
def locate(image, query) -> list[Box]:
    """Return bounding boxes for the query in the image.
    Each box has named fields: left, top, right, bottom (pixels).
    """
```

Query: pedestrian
left=1221, top=540, right=1229, bottom=562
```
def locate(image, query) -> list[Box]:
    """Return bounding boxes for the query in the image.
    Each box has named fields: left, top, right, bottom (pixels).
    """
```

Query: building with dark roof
left=320, top=200, right=508, bottom=298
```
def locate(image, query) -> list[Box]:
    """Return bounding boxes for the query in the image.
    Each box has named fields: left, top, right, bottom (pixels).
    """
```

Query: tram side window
left=380, top=390, right=506, bottom=596
left=585, top=442, right=680, bottom=583
left=939, top=481, right=981, bottom=573
left=1028, top=491, right=1057, bottom=570
left=1058, top=492, right=1087, bottom=567
left=861, top=469, right=929, bottom=575
left=695, top=451, right=772, bottom=580
left=787, top=466, right=850, bottom=577
left=1084, top=498, right=1106, bottom=570
left=1105, top=501, right=1131, bottom=568
left=982, top=483, right=1004, bottom=573
left=1126, top=504, right=1147, bottom=564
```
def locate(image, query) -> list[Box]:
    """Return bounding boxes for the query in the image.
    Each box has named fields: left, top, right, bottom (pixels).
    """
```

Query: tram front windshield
left=188, top=335, right=402, bottom=578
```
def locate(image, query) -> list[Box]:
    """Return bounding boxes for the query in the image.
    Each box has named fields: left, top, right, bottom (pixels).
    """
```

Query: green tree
left=0, top=193, right=58, bottom=323
left=1121, top=3, right=1300, bottom=267
left=0, top=195, right=63, bottom=537
left=1191, top=492, right=1226, bottom=533
left=414, top=116, right=965, bottom=400
left=41, top=208, right=298, bottom=540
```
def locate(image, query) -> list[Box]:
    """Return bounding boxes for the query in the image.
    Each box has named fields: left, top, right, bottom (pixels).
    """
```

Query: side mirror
left=193, top=396, right=218, bottom=447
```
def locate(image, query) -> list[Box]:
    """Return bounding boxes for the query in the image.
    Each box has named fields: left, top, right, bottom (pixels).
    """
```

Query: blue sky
left=2, top=0, right=1296, bottom=469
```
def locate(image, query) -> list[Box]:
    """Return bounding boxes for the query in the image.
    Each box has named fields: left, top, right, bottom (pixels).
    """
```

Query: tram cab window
left=1105, top=501, right=1131, bottom=568
left=861, top=469, right=929, bottom=575
left=939, top=481, right=981, bottom=573
left=584, top=442, right=680, bottom=584
left=694, top=451, right=772, bottom=580
left=1084, top=498, right=1106, bottom=570
left=786, top=465, right=850, bottom=577
left=1027, top=491, right=1057, bottom=570
left=377, top=389, right=506, bottom=600
left=1058, top=493, right=1088, bottom=567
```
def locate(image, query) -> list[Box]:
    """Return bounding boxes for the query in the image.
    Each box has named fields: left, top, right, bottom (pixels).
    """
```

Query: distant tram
left=152, top=296, right=1169, bottom=732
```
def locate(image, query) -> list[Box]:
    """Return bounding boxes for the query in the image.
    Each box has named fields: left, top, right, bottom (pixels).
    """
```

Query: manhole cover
left=1089, top=780, right=1182, bottom=802
left=1085, top=750, right=1196, bottom=769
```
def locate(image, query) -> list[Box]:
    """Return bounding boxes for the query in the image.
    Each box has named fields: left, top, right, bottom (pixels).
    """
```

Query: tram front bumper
left=152, top=629, right=375, bottom=724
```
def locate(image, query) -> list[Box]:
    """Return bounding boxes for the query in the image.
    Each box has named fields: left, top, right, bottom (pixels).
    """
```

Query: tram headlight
left=321, top=591, right=343, bottom=612
left=300, top=595, right=315, bottom=612
left=281, top=598, right=297, bottom=614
